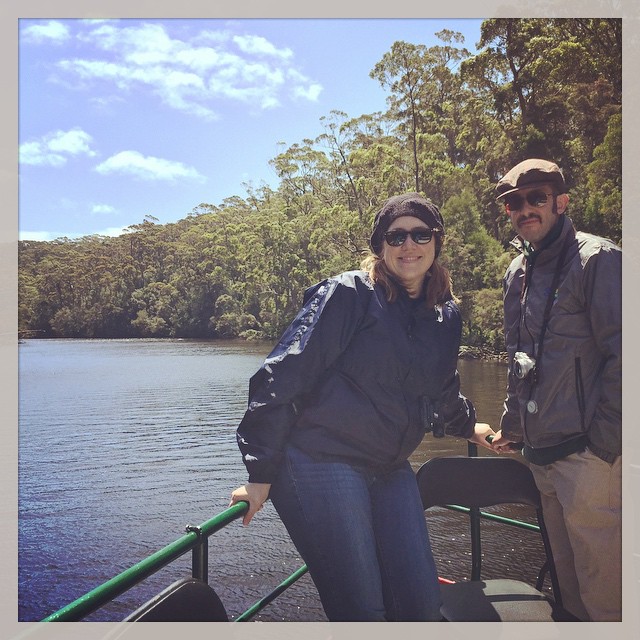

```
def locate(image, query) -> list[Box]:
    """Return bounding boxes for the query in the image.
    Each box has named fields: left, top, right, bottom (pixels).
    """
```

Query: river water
left=18, top=339, right=547, bottom=622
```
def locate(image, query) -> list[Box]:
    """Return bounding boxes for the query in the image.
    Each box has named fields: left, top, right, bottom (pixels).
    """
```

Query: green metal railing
left=445, top=504, right=539, bottom=532
left=42, top=443, right=543, bottom=622
left=234, top=564, right=309, bottom=622
left=42, top=501, right=309, bottom=622
left=41, top=498, right=541, bottom=622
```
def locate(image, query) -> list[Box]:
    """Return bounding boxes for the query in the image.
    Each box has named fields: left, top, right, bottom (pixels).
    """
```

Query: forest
left=18, top=19, right=622, bottom=353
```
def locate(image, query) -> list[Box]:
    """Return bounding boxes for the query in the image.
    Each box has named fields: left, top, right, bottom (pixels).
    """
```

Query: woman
left=230, top=193, right=495, bottom=621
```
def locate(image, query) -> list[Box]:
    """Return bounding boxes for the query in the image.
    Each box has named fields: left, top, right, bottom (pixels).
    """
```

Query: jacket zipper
left=575, top=357, right=586, bottom=431
left=520, top=260, right=535, bottom=443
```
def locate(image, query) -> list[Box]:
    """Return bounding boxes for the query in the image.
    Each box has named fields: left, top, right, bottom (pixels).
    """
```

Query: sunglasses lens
left=411, top=230, right=433, bottom=244
left=528, top=191, right=550, bottom=207
left=505, top=194, right=524, bottom=212
left=504, top=191, right=551, bottom=212
left=384, top=229, right=435, bottom=246
left=385, top=231, right=407, bottom=246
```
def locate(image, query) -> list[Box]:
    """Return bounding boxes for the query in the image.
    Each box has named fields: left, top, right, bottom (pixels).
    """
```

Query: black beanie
left=370, top=193, right=445, bottom=256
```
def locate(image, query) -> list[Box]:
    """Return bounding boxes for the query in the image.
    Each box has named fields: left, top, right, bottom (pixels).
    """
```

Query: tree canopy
left=19, top=19, right=621, bottom=352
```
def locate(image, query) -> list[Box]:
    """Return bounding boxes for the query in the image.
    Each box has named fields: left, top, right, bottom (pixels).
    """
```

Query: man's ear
left=557, top=193, right=569, bottom=214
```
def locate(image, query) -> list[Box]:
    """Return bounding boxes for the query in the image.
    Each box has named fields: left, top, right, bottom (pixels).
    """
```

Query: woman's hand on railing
left=229, top=483, right=272, bottom=526
left=467, top=422, right=497, bottom=451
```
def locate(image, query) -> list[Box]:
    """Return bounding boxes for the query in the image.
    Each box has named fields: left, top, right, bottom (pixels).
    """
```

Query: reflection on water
left=19, top=339, right=544, bottom=622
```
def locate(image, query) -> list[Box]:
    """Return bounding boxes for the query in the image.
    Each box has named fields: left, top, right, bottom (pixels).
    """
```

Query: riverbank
left=20, top=335, right=508, bottom=362
left=458, top=345, right=508, bottom=362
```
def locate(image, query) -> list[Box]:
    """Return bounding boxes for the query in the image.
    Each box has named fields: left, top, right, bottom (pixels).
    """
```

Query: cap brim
left=495, top=180, right=560, bottom=201
left=495, top=186, right=521, bottom=201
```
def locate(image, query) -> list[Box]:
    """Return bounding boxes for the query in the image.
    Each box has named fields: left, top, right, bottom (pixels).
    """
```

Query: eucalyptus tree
left=333, top=112, right=411, bottom=213
left=269, top=139, right=335, bottom=214
left=369, top=32, right=472, bottom=204
left=316, top=110, right=366, bottom=218
left=167, top=212, right=227, bottom=337
left=315, top=110, right=403, bottom=264
left=370, top=40, right=433, bottom=194
left=439, top=188, right=510, bottom=348
left=462, top=18, right=621, bottom=174
left=575, top=112, right=622, bottom=244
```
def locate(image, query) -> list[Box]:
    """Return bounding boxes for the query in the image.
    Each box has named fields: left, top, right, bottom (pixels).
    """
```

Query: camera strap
left=518, top=231, right=572, bottom=379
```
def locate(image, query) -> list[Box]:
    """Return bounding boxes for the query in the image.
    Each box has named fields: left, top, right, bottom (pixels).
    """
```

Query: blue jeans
left=269, top=446, right=442, bottom=621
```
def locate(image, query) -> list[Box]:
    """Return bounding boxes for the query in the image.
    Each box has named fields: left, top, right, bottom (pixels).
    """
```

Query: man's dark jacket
left=500, top=216, right=622, bottom=463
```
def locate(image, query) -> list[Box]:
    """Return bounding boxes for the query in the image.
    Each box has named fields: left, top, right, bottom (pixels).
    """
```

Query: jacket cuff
left=246, top=459, right=281, bottom=484
left=499, top=411, right=523, bottom=441
left=247, top=473, right=276, bottom=484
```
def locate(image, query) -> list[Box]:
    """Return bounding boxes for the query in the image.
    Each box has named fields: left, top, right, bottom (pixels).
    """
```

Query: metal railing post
left=41, top=502, right=248, bottom=621
left=186, top=525, right=208, bottom=583
left=469, top=506, right=482, bottom=580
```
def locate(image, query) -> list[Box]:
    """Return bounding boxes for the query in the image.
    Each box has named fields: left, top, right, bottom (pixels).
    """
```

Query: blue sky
left=19, top=18, right=483, bottom=241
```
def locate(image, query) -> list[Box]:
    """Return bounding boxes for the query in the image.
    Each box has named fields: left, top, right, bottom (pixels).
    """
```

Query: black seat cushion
left=440, top=579, right=557, bottom=622
left=124, top=578, right=228, bottom=622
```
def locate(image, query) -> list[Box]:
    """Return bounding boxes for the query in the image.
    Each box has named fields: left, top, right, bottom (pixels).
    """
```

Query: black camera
left=513, top=351, right=537, bottom=381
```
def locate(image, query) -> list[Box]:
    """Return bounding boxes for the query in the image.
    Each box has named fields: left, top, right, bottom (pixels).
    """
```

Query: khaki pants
left=530, top=448, right=622, bottom=621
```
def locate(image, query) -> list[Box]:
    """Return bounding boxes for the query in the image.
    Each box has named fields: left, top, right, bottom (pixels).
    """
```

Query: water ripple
left=19, top=339, right=544, bottom=622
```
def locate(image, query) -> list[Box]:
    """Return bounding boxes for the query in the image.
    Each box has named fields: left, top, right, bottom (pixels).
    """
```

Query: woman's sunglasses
left=384, top=227, right=441, bottom=247
left=503, top=190, right=555, bottom=213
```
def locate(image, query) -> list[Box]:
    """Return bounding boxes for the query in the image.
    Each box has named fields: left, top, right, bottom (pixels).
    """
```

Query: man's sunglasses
left=384, top=227, right=441, bottom=247
left=503, top=190, right=555, bottom=213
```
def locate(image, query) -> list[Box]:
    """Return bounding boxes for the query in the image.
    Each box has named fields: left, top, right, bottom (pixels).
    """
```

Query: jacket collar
left=510, top=215, right=576, bottom=267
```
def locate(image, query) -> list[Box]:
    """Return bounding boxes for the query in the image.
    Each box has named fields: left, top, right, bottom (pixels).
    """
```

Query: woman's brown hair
left=360, top=252, right=456, bottom=308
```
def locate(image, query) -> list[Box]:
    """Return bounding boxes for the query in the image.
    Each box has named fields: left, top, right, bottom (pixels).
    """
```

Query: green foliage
left=461, top=288, right=505, bottom=351
left=18, top=19, right=621, bottom=353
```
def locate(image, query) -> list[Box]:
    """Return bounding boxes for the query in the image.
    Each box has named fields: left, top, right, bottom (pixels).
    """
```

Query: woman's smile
left=382, top=215, right=436, bottom=297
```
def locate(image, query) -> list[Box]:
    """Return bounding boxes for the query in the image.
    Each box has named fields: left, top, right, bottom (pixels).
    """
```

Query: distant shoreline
left=458, top=345, right=508, bottom=363
left=19, top=334, right=508, bottom=363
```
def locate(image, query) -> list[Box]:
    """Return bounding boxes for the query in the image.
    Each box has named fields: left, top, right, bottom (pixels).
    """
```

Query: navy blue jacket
left=237, top=270, right=476, bottom=483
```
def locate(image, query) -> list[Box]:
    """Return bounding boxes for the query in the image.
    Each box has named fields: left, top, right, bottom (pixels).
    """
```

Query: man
left=491, top=159, right=622, bottom=621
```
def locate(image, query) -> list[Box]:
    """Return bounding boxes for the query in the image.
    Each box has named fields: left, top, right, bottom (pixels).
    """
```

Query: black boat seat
left=124, top=577, right=229, bottom=621
left=416, top=456, right=580, bottom=622
left=440, top=578, right=557, bottom=622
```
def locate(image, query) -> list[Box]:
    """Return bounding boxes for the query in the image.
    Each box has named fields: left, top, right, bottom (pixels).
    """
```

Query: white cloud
left=175, top=47, right=229, bottom=74
left=233, top=35, right=293, bottom=60
left=48, top=129, right=96, bottom=156
left=95, top=150, right=206, bottom=182
left=91, top=203, right=116, bottom=214
left=19, top=141, right=66, bottom=167
left=19, top=226, right=128, bottom=242
left=20, top=128, right=96, bottom=167
left=19, top=230, right=59, bottom=241
left=21, top=20, right=71, bottom=44
left=51, top=21, right=322, bottom=120
left=89, top=94, right=126, bottom=113
left=58, top=59, right=124, bottom=84
left=79, top=19, right=116, bottom=26
left=87, top=226, right=128, bottom=238
left=293, top=83, right=323, bottom=101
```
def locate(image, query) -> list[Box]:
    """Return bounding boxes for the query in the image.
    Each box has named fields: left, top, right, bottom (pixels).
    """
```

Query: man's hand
left=489, top=430, right=523, bottom=454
